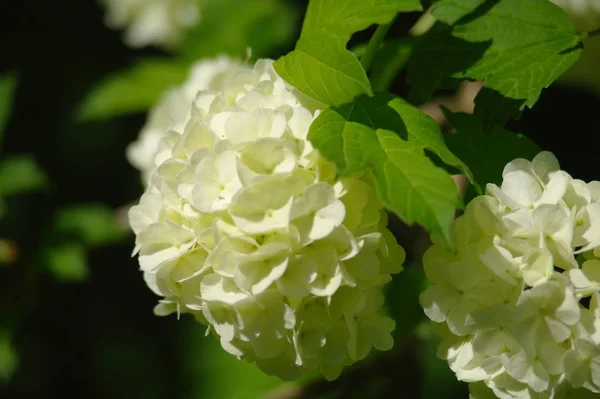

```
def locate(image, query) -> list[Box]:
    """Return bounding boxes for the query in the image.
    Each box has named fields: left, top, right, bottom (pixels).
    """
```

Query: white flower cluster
left=420, top=152, right=600, bottom=398
left=127, top=56, right=243, bottom=182
left=128, top=58, right=405, bottom=380
left=100, top=0, right=201, bottom=49
left=551, top=0, right=600, bottom=32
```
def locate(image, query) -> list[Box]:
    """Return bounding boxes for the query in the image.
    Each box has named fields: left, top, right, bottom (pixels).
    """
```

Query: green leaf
left=77, top=59, right=189, bottom=121
left=0, top=72, right=17, bottom=144
left=78, top=0, right=297, bottom=122
left=275, top=0, right=422, bottom=106
left=0, top=329, right=17, bottom=384
left=443, top=111, right=541, bottom=192
left=408, top=0, right=582, bottom=129
left=308, top=93, right=466, bottom=244
left=182, top=0, right=297, bottom=60
left=0, top=155, right=48, bottom=197
left=44, top=242, right=89, bottom=283
left=41, top=204, right=126, bottom=282
left=53, top=204, right=128, bottom=247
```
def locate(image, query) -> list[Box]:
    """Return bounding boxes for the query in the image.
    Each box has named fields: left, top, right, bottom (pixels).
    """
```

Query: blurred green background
left=1, top=1, right=600, bottom=398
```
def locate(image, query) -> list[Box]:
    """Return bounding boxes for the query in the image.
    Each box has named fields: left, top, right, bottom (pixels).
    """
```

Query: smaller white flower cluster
left=129, top=58, right=405, bottom=380
left=551, top=0, right=600, bottom=32
left=420, top=152, right=600, bottom=398
left=127, top=56, right=243, bottom=181
left=100, top=0, right=201, bottom=49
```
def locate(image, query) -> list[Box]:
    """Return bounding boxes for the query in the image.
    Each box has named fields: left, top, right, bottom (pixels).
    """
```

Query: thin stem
left=370, top=7, right=436, bottom=91
left=408, top=6, right=436, bottom=37
left=361, top=16, right=397, bottom=73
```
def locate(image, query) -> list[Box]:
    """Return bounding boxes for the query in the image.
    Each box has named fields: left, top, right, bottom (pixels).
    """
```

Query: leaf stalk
left=361, top=16, right=397, bottom=73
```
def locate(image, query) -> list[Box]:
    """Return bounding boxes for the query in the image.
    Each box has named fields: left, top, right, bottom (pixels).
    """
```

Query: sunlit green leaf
left=308, top=93, right=468, bottom=244
left=408, top=0, right=582, bottom=130
left=275, top=0, right=422, bottom=106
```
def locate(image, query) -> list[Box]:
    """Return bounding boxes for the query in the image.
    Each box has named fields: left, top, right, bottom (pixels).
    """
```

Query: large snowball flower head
left=127, top=56, right=243, bottom=182
left=100, top=0, right=201, bottom=49
left=420, top=152, right=600, bottom=398
left=551, top=0, right=600, bottom=32
left=128, top=58, right=406, bottom=380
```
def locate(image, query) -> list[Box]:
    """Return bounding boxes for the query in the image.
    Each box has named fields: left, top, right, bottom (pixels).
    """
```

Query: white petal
left=536, top=170, right=569, bottom=206
left=419, top=286, right=457, bottom=323
left=200, top=274, right=247, bottom=305
left=500, top=170, right=543, bottom=208
left=574, top=203, right=600, bottom=252
left=308, top=200, right=346, bottom=241
left=531, top=151, right=560, bottom=181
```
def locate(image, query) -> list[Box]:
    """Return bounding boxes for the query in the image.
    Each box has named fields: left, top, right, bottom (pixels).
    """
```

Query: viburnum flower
left=551, top=0, right=600, bottom=32
left=100, top=0, right=201, bottom=49
left=128, top=58, right=406, bottom=380
left=127, top=56, right=243, bottom=181
left=420, top=152, right=600, bottom=398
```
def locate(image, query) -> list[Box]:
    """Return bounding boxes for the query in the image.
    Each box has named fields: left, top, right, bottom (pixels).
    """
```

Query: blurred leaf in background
left=0, top=73, right=47, bottom=236
left=182, top=0, right=297, bottom=60
left=417, top=324, right=467, bottom=398
left=0, top=329, right=17, bottom=384
left=184, top=320, right=283, bottom=399
left=76, top=60, right=190, bottom=121
left=0, top=156, right=48, bottom=198
left=43, top=242, right=89, bottom=283
left=77, top=0, right=298, bottom=123
left=51, top=204, right=128, bottom=247
left=385, top=264, right=428, bottom=337
left=559, top=35, right=600, bottom=95
left=0, top=73, right=17, bottom=142
left=3, top=1, right=600, bottom=398
left=385, top=262, right=468, bottom=398
left=39, top=204, right=129, bottom=282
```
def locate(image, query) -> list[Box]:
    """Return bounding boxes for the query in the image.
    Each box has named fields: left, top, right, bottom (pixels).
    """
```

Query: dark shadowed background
left=1, top=0, right=599, bottom=398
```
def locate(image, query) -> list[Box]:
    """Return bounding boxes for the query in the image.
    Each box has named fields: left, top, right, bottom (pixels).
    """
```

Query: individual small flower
left=129, top=59, right=405, bottom=380
left=127, top=56, right=243, bottom=182
left=100, top=0, right=201, bottom=49
left=486, top=152, right=570, bottom=211
left=551, top=0, right=600, bottom=32
left=420, top=151, right=600, bottom=398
